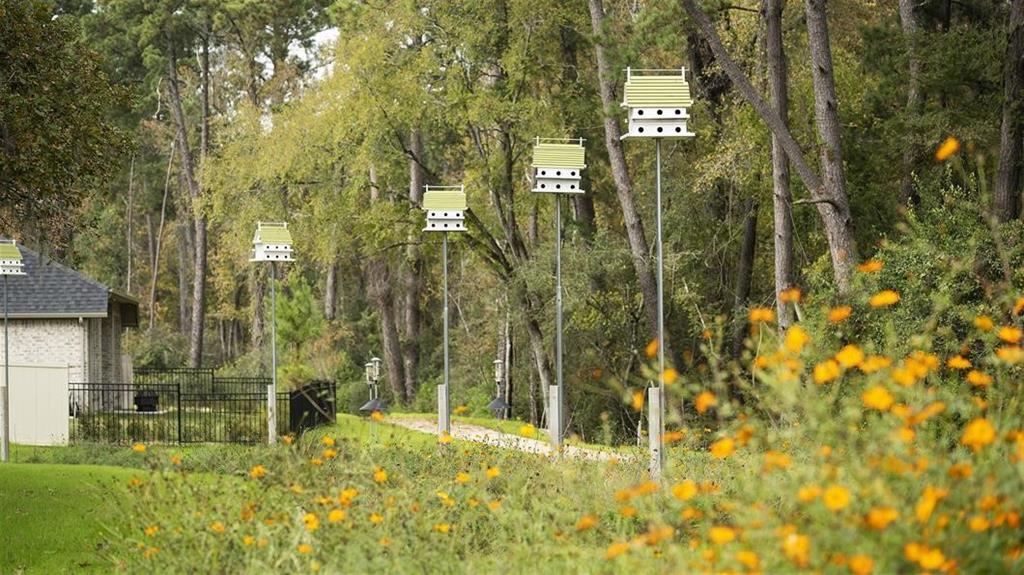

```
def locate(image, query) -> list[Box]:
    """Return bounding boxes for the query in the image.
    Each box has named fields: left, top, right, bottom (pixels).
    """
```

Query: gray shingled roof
left=0, top=244, right=136, bottom=318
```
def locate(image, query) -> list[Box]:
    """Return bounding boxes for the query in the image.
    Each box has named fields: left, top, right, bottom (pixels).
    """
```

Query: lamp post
left=487, top=359, right=509, bottom=418
left=250, top=222, right=295, bottom=445
left=0, top=239, right=26, bottom=463
left=531, top=138, right=586, bottom=448
left=422, top=185, right=468, bottom=437
left=360, top=357, right=384, bottom=414
left=620, top=67, right=695, bottom=479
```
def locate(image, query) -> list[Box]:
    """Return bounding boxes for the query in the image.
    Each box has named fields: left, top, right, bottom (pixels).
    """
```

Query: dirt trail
left=386, top=418, right=623, bottom=463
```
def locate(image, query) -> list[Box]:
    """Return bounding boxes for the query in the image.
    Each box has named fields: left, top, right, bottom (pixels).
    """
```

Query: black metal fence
left=69, top=372, right=335, bottom=445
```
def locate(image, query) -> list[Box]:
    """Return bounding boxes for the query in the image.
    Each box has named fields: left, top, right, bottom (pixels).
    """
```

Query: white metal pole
left=268, top=262, right=277, bottom=444
left=2, top=275, right=9, bottom=462
left=551, top=194, right=564, bottom=448
left=439, top=232, right=451, bottom=436
left=650, top=138, right=666, bottom=479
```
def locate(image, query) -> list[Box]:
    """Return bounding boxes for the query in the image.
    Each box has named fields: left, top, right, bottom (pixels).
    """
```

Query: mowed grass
left=0, top=463, right=136, bottom=573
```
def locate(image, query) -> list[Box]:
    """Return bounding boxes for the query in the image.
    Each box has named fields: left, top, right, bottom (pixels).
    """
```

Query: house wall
left=0, top=318, right=87, bottom=382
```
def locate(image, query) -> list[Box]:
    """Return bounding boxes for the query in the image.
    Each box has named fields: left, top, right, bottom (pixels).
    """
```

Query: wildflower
left=298, top=543, right=313, bottom=554
left=369, top=513, right=383, bottom=524
left=848, top=554, right=874, bottom=575
left=142, top=546, right=159, bottom=559
left=605, top=541, right=630, bottom=560
left=645, top=339, right=659, bottom=358
left=736, top=550, right=759, bottom=570
left=918, top=547, right=946, bottom=570
left=695, top=391, right=717, bottom=414
left=438, top=433, right=453, bottom=444
left=969, top=515, right=990, bottom=532
left=434, top=523, right=451, bottom=534
left=865, top=507, right=898, bottom=530
left=861, top=385, right=894, bottom=411
left=975, top=315, right=995, bottom=331
left=709, top=437, right=735, bottom=459
left=869, top=290, right=900, bottom=308
left=891, top=366, right=916, bottom=387
left=935, top=136, right=960, bottom=161
left=858, top=260, right=883, bottom=273
left=132, top=443, right=146, bottom=454
left=966, top=370, right=992, bottom=387
left=379, top=537, right=391, bottom=546
left=859, top=355, right=891, bottom=373
left=210, top=521, right=226, bottom=534
left=575, top=514, right=599, bottom=531
left=322, top=448, right=337, bottom=460
left=708, top=526, right=736, bottom=545
left=915, top=486, right=948, bottom=522
left=169, top=455, right=182, bottom=466
left=485, top=466, right=501, bottom=479
left=828, top=306, right=853, bottom=323
left=962, top=418, right=996, bottom=451
left=823, top=485, right=851, bottom=511
left=781, top=531, right=810, bottom=568
left=780, top=287, right=802, bottom=303
left=672, top=480, right=698, bottom=501
left=303, top=513, right=320, bottom=532
left=997, top=345, right=1024, bottom=364
left=322, top=436, right=335, bottom=447
left=663, top=430, right=685, bottom=443
left=290, top=484, right=304, bottom=494
left=309, top=458, right=323, bottom=466
left=619, top=505, right=636, bottom=518
left=249, top=465, right=267, bottom=479
left=144, top=525, right=160, bottom=537
left=518, top=424, right=536, bottom=438
left=328, top=509, right=346, bottom=523
left=661, top=368, right=679, bottom=385
left=370, top=410, right=385, bottom=422
left=631, top=391, right=645, bottom=411
left=835, top=344, right=864, bottom=368
left=893, top=426, right=916, bottom=443
left=762, top=450, right=792, bottom=472
left=243, top=535, right=255, bottom=546
left=948, top=462, right=973, bottom=478
left=797, top=485, right=822, bottom=502
left=998, top=326, right=1022, bottom=344
left=813, top=359, right=841, bottom=384
left=282, top=435, right=295, bottom=445
left=467, top=497, right=480, bottom=507
left=784, top=325, right=809, bottom=354
left=749, top=307, right=775, bottom=324
left=373, top=467, right=388, bottom=484
left=947, top=355, right=971, bottom=369
left=455, top=472, right=471, bottom=484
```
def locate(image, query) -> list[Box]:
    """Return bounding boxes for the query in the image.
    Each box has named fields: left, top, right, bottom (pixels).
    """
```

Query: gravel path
left=386, top=418, right=623, bottom=462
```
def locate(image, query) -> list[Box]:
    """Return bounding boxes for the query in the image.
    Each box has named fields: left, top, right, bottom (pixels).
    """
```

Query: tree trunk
left=502, top=305, right=513, bottom=420
left=898, top=0, right=922, bottom=206
left=588, top=0, right=662, bottom=337
left=995, top=0, right=1024, bottom=222
left=401, top=129, right=425, bottom=400
left=324, top=261, right=338, bottom=320
left=126, top=155, right=134, bottom=294
left=804, top=0, right=858, bottom=291
left=250, top=268, right=265, bottom=349
left=732, top=199, right=758, bottom=355
left=681, top=0, right=857, bottom=293
left=368, top=166, right=408, bottom=405
left=764, top=0, right=795, bottom=327
left=177, top=223, right=191, bottom=336
left=148, top=141, right=174, bottom=331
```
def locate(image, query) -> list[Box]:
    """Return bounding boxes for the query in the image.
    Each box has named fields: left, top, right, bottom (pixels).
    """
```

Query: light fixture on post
left=531, top=137, right=586, bottom=449
left=0, top=239, right=25, bottom=463
left=250, top=222, right=294, bottom=445
left=487, top=359, right=509, bottom=418
left=360, top=357, right=385, bottom=414
left=422, top=185, right=467, bottom=437
left=620, top=67, right=695, bottom=479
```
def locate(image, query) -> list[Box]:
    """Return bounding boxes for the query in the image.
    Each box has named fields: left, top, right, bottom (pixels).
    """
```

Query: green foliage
left=274, top=274, right=326, bottom=389
left=125, top=327, right=188, bottom=369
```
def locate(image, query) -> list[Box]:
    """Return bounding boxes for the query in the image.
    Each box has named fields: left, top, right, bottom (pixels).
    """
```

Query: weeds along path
left=386, top=418, right=623, bottom=463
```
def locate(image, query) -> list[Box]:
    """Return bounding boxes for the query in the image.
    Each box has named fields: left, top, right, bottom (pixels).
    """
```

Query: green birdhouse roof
left=532, top=142, right=586, bottom=169
left=423, top=189, right=467, bottom=210
left=0, top=240, right=23, bottom=261
left=254, top=222, right=293, bottom=245
left=622, top=72, right=693, bottom=108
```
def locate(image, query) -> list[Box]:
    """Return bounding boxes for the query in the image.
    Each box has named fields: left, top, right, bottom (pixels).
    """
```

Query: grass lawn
left=0, top=463, right=136, bottom=574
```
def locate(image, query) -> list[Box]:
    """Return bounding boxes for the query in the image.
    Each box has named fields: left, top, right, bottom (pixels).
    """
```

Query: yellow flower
left=781, top=531, right=810, bottom=567
left=918, top=547, right=946, bottom=570
left=645, top=339, right=659, bottom=358
left=434, top=523, right=451, bottom=534
left=948, top=462, right=973, bottom=478
left=861, top=385, right=894, bottom=411
left=998, top=326, right=1022, bottom=344
left=966, top=370, right=992, bottom=387
left=969, top=515, right=990, bottom=532
left=438, top=433, right=453, bottom=444
left=762, top=450, right=792, bottom=472
left=379, top=537, right=391, bottom=546
left=835, top=344, right=864, bottom=368
left=749, top=307, right=775, bottom=323
left=321, top=436, right=335, bottom=447
left=369, top=513, right=383, bottom=524
left=736, top=550, right=760, bottom=570
left=857, top=260, right=883, bottom=273
left=709, top=437, right=735, bottom=459
left=373, top=467, right=388, bottom=484
left=798, top=485, right=822, bottom=503
left=828, top=306, right=853, bottom=324
left=453, top=404, right=468, bottom=415
left=322, top=448, right=337, bottom=460
left=485, top=466, right=501, bottom=479
left=631, top=390, right=645, bottom=411
left=865, top=507, right=898, bottom=530
left=143, top=525, right=160, bottom=537
left=779, top=288, right=802, bottom=303
left=663, top=430, right=685, bottom=443
left=784, top=325, right=809, bottom=354
left=997, top=345, right=1024, bottom=364
left=370, top=410, right=385, bottom=422
left=974, top=315, right=995, bottom=331
left=859, top=355, right=892, bottom=373
left=947, top=355, right=971, bottom=369
left=661, top=368, right=679, bottom=385
left=309, top=458, right=323, bottom=466
left=518, top=424, right=536, bottom=438
left=962, top=418, right=996, bottom=452
left=249, top=465, right=266, bottom=479
left=619, top=505, right=636, bottom=518
left=169, top=455, right=182, bottom=466
left=671, top=480, right=698, bottom=501
left=694, top=391, right=717, bottom=414
left=813, top=359, right=841, bottom=384
left=132, top=443, right=146, bottom=453
left=823, top=485, right=851, bottom=511
left=282, top=434, right=295, bottom=445
left=848, top=554, right=874, bottom=575
left=708, top=526, right=736, bottom=545
left=934, top=136, right=960, bottom=161
left=297, top=543, right=313, bottom=555
left=328, top=509, right=346, bottom=523
left=605, top=541, right=630, bottom=560
left=915, top=486, right=948, bottom=523
left=243, top=535, right=255, bottom=546
left=575, top=514, right=599, bottom=531
left=869, top=290, right=900, bottom=308
left=303, top=513, right=320, bottom=532
left=209, top=521, right=226, bottom=534
left=455, top=472, right=471, bottom=484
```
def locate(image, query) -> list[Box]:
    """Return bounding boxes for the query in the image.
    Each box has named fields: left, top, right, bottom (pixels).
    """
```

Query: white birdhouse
left=0, top=239, right=25, bottom=276
left=250, top=221, right=295, bottom=262
left=532, top=138, right=586, bottom=194
left=422, top=186, right=467, bottom=232
left=621, top=67, right=695, bottom=140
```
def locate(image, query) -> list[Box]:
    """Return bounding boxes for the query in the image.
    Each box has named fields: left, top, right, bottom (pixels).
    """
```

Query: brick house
left=0, top=244, right=139, bottom=384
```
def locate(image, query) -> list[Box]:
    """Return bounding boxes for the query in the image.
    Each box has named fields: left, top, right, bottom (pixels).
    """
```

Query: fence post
left=177, top=382, right=182, bottom=445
